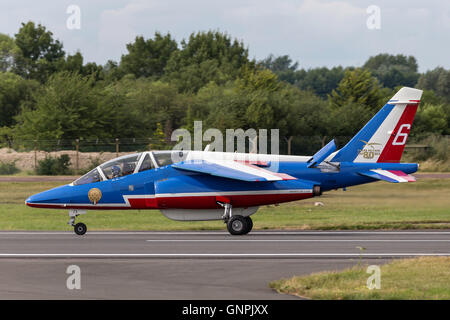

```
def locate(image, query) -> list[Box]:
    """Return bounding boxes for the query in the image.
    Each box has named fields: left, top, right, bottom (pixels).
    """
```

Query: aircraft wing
left=358, top=169, right=416, bottom=183
left=172, top=160, right=297, bottom=182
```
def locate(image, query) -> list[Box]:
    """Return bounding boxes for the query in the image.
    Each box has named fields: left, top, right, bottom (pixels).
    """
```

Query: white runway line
left=145, top=239, right=450, bottom=242
left=0, top=253, right=450, bottom=258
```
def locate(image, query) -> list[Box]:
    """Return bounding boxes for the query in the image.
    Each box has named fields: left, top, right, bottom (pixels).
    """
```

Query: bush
left=0, top=160, right=20, bottom=175
left=36, top=154, right=72, bottom=175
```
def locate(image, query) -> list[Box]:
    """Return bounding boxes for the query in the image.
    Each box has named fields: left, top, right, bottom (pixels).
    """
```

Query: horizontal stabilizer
left=307, top=140, right=337, bottom=168
left=172, top=160, right=296, bottom=182
left=358, top=169, right=416, bottom=183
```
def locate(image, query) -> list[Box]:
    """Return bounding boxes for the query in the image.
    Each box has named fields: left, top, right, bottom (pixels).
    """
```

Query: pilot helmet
left=111, top=165, right=121, bottom=177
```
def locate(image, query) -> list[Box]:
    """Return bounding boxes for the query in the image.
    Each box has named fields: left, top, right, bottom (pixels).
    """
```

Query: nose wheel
left=68, top=209, right=87, bottom=236
left=74, top=222, right=87, bottom=235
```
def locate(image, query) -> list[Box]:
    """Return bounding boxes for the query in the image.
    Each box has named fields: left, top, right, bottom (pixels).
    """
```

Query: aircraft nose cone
left=25, top=192, right=48, bottom=207
left=25, top=196, right=33, bottom=205
left=25, top=185, right=70, bottom=208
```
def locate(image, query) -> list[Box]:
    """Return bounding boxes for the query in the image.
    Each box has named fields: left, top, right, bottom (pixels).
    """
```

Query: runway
left=0, top=230, right=449, bottom=299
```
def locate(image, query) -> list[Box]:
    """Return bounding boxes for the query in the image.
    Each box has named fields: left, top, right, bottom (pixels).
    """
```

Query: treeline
left=0, top=21, right=449, bottom=155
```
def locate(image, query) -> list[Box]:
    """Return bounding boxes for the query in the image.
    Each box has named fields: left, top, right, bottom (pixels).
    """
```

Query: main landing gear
left=219, top=202, right=253, bottom=235
left=68, top=209, right=87, bottom=235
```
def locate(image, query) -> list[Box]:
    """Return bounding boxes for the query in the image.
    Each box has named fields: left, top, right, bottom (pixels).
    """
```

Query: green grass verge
left=269, top=257, right=450, bottom=299
left=0, top=178, right=449, bottom=231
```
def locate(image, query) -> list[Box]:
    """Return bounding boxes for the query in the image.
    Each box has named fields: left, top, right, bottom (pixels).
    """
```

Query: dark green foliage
left=36, top=154, right=71, bottom=175
left=259, top=54, right=299, bottom=84
left=163, top=31, right=255, bottom=92
left=417, top=67, right=450, bottom=103
left=0, top=72, right=39, bottom=127
left=294, top=67, right=346, bottom=98
left=329, top=68, right=383, bottom=111
left=14, top=72, right=108, bottom=146
left=0, top=33, right=20, bottom=72
left=0, top=160, right=20, bottom=175
left=121, top=33, right=178, bottom=78
left=13, top=21, right=65, bottom=82
left=363, top=54, right=419, bottom=89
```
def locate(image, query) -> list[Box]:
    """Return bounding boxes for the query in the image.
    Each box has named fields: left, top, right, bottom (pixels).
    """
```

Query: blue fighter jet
left=26, top=87, right=422, bottom=236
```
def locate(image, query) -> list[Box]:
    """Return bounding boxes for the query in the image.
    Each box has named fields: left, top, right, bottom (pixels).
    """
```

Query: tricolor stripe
left=26, top=189, right=313, bottom=210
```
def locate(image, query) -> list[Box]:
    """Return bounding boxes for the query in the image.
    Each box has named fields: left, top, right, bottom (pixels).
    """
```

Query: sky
left=1, top=0, right=448, bottom=72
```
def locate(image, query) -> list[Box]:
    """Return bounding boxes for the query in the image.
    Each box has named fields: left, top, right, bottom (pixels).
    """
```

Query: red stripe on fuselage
left=26, top=192, right=314, bottom=210
left=155, top=193, right=313, bottom=209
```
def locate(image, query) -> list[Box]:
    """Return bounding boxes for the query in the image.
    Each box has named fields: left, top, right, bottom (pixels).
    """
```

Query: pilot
left=111, top=165, right=121, bottom=178
left=122, top=162, right=135, bottom=176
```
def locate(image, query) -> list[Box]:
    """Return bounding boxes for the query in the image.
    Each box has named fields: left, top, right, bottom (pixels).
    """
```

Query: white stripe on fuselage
left=354, top=104, right=406, bottom=163
left=29, top=189, right=313, bottom=208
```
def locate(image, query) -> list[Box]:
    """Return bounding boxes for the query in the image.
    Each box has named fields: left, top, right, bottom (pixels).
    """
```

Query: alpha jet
left=26, top=87, right=422, bottom=236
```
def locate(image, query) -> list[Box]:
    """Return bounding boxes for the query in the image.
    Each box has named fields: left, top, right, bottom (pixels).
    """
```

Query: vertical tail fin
left=331, top=87, right=422, bottom=163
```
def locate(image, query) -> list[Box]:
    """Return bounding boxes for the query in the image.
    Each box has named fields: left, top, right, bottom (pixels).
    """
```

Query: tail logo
left=358, top=140, right=382, bottom=159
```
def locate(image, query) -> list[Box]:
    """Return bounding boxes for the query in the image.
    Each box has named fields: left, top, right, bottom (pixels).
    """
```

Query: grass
left=0, top=178, right=449, bottom=231
left=269, top=257, right=450, bottom=299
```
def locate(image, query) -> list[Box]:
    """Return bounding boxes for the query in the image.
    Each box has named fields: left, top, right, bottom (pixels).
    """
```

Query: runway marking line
left=1, top=253, right=450, bottom=258
left=145, top=239, right=450, bottom=242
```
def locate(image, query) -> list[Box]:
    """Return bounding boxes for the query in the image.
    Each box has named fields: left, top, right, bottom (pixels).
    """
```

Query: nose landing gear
left=68, top=209, right=87, bottom=235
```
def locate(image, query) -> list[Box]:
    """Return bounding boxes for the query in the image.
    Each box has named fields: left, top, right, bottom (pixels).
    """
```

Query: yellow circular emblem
left=88, top=188, right=102, bottom=204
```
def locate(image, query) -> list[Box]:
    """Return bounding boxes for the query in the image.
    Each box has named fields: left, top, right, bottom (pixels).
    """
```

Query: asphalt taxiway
left=0, top=230, right=449, bottom=299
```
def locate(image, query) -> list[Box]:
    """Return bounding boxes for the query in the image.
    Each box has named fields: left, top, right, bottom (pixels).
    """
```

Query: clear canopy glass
left=72, top=151, right=185, bottom=185
left=100, top=153, right=142, bottom=179
left=73, top=168, right=102, bottom=186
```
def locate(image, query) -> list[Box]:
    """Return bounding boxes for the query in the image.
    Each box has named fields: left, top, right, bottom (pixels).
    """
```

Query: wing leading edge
left=172, top=160, right=297, bottom=182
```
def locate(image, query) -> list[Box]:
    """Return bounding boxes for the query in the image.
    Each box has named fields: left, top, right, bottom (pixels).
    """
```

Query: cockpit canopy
left=72, top=151, right=185, bottom=186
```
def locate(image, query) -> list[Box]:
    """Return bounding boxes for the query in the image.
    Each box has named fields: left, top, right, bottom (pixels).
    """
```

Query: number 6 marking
left=392, top=124, right=410, bottom=146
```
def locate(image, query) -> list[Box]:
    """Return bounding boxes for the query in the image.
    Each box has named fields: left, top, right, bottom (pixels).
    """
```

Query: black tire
left=227, top=215, right=248, bottom=235
left=244, top=216, right=253, bottom=234
left=74, top=222, right=87, bottom=235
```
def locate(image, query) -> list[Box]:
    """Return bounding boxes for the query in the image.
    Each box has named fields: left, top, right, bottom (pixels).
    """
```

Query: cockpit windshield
left=71, top=151, right=184, bottom=186
left=100, top=153, right=142, bottom=179
left=152, top=151, right=175, bottom=167
left=73, top=168, right=102, bottom=186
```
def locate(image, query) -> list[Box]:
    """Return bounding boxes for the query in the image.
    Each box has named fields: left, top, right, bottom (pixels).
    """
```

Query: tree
left=329, top=68, right=383, bottom=111
left=120, top=33, right=178, bottom=78
left=13, top=21, right=65, bottom=82
left=164, top=31, right=255, bottom=92
left=412, top=104, right=448, bottom=137
left=0, top=72, right=38, bottom=127
left=105, top=77, right=188, bottom=140
left=363, top=54, right=419, bottom=88
left=294, top=66, right=345, bottom=98
left=417, top=67, right=450, bottom=103
left=14, top=72, right=108, bottom=146
left=278, top=86, right=329, bottom=154
left=259, top=54, right=299, bottom=84
left=0, top=33, right=20, bottom=72
left=260, top=54, right=298, bottom=73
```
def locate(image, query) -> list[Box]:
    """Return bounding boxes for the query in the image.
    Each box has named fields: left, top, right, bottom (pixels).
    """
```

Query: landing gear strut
left=68, top=210, right=87, bottom=235
left=218, top=202, right=253, bottom=235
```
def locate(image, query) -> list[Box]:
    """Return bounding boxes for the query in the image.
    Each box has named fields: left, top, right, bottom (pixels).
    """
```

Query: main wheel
left=74, top=222, right=87, bottom=235
left=244, top=216, right=253, bottom=234
left=227, top=215, right=248, bottom=235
